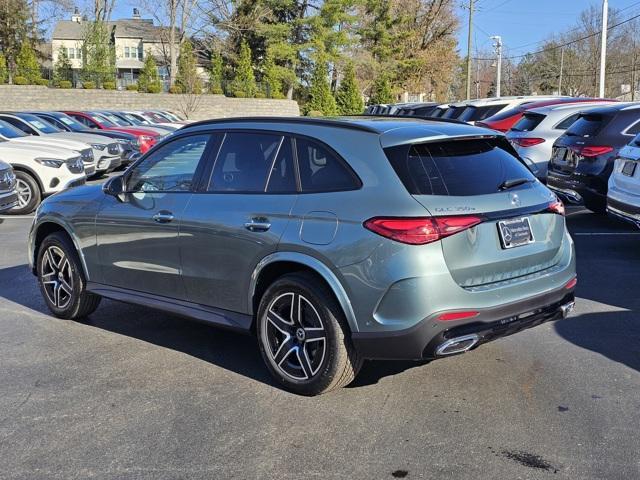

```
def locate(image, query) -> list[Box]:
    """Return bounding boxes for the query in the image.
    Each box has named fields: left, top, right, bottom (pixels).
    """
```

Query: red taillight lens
left=570, top=145, right=613, bottom=157
left=363, top=216, right=483, bottom=245
left=437, top=311, right=479, bottom=321
left=511, top=137, right=545, bottom=148
left=547, top=199, right=565, bottom=216
left=565, top=277, right=577, bottom=289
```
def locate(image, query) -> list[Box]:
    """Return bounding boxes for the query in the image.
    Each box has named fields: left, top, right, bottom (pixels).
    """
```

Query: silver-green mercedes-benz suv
left=28, top=117, right=576, bottom=395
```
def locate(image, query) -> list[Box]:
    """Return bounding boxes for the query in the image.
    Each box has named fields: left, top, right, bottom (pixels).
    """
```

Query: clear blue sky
left=457, top=0, right=640, bottom=58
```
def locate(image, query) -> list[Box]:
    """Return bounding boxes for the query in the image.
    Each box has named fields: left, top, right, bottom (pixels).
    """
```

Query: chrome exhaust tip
left=436, top=334, right=480, bottom=356
left=560, top=301, right=575, bottom=318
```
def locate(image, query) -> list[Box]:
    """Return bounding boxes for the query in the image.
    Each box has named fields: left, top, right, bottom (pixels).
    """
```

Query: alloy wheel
left=262, top=292, right=327, bottom=381
left=40, top=246, right=74, bottom=309
left=15, top=179, right=32, bottom=209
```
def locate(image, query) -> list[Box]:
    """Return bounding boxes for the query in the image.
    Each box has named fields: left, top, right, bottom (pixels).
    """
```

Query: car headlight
left=35, top=158, right=65, bottom=168
left=91, top=143, right=107, bottom=151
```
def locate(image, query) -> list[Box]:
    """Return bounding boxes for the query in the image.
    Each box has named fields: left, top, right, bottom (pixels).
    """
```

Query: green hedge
left=168, top=85, right=182, bottom=94
left=147, top=83, right=162, bottom=94
left=35, top=78, right=49, bottom=86
left=126, top=84, right=138, bottom=91
left=103, top=81, right=116, bottom=90
left=82, top=81, right=96, bottom=89
left=58, top=80, right=72, bottom=89
left=13, top=76, right=27, bottom=85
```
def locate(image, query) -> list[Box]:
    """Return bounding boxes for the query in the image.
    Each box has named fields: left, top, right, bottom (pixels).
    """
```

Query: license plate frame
left=497, top=216, right=535, bottom=249
left=622, top=160, right=637, bottom=177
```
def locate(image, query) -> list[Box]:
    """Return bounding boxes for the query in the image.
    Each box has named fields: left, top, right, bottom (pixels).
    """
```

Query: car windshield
left=55, top=114, right=89, bottom=131
left=17, top=114, right=61, bottom=133
left=511, top=113, right=546, bottom=132
left=89, top=113, right=116, bottom=127
left=122, top=113, right=143, bottom=125
left=0, top=120, right=27, bottom=138
left=100, top=113, right=129, bottom=126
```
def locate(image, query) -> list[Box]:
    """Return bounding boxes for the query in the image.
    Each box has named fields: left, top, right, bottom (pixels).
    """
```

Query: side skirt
left=86, top=282, right=253, bottom=333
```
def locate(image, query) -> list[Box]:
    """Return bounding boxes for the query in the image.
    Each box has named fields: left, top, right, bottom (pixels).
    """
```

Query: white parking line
left=0, top=215, right=35, bottom=219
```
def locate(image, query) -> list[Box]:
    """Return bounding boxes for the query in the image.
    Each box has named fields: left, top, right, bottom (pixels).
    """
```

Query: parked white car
left=124, top=111, right=184, bottom=130
left=0, top=113, right=121, bottom=175
left=0, top=159, right=18, bottom=213
left=0, top=139, right=86, bottom=214
left=607, top=134, right=640, bottom=228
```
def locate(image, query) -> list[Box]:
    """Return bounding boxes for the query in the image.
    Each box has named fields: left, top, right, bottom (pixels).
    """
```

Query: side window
left=209, top=132, right=283, bottom=192
left=45, top=117, right=65, bottom=129
left=71, top=114, right=93, bottom=128
left=2, top=117, right=35, bottom=135
left=127, top=134, right=210, bottom=192
left=296, top=137, right=359, bottom=192
left=266, top=137, right=297, bottom=193
left=626, top=120, right=640, bottom=135
left=555, top=113, right=580, bottom=130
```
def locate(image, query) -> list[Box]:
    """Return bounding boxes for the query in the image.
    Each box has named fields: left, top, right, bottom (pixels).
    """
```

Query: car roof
left=526, top=102, right=624, bottom=116
left=182, top=116, right=500, bottom=148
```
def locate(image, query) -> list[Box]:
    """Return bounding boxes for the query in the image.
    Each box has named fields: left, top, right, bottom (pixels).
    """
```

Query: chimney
left=71, top=7, right=82, bottom=23
left=132, top=8, right=141, bottom=19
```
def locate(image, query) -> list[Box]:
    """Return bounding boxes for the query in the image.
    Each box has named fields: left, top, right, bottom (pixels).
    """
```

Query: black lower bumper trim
left=351, top=292, right=575, bottom=360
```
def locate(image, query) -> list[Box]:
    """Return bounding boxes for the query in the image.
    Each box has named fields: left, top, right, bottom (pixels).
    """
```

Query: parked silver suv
left=29, top=117, right=576, bottom=395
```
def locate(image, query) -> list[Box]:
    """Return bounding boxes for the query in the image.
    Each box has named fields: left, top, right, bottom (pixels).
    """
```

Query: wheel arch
left=249, top=252, right=359, bottom=333
left=31, top=219, right=89, bottom=279
left=11, top=164, right=44, bottom=196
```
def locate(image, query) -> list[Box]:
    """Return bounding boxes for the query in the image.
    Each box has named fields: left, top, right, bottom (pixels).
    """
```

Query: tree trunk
left=169, top=0, right=177, bottom=86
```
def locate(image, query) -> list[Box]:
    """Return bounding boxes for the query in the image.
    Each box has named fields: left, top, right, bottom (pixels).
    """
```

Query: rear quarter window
left=512, top=113, right=545, bottom=132
left=565, top=114, right=610, bottom=137
left=384, top=138, right=535, bottom=196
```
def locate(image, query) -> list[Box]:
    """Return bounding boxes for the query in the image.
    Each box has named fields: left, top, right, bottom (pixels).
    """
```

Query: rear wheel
left=11, top=171, right=41, bottom=215
left=256, top=272, right=362, bottom=395
left=37, top=232, right=101, bottom=320
left=584, top=196, right=606, bottom=214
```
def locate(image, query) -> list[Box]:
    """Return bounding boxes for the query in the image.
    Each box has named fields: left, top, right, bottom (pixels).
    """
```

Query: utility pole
left=465, top=0, right=475, bottom=100
left=491, top=36, right=503, bottom=98
left=599, top=0, right=609, bottom=98
left=558, top=47, right=564, bottom=95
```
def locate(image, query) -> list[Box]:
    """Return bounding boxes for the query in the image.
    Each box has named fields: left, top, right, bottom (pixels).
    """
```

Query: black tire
left=584, top=197, right=606, bottom=214
left=36, top=232, right=101, bottom=320
left=11, top=171, right=41, bottom=215
left=256, top=272, right=362, bottom=395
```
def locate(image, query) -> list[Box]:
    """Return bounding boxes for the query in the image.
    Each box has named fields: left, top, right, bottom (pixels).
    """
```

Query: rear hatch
left=612, top=139, right=640, bottom=195
left=549, top=112, right=614, bottom=176
left=384, top=137, right=564, bottom=288
left=458, top=104, right=508, bottom=123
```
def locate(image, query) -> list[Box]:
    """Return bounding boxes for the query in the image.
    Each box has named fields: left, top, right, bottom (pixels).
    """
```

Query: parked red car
left=62, top=111, right=161, bottom=153
left=476, top=97, right=618, bottom=132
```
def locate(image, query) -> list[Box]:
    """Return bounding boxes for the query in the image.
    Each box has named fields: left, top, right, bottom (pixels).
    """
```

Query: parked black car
left=547, top=103, right=640, bottom=212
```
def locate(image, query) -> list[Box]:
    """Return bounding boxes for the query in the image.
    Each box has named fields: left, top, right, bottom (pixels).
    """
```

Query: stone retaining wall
left=0, top=85, right=300, bottom=120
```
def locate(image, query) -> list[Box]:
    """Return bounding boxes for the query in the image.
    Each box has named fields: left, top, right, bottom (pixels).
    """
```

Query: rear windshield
left=565, top=114, right=610, bottom=137
left=484, top=106, right=523, bottom=122
left=458, top=104, right=508, bottom=122
left=442, top=106, right=466, bottom=119
left=384, top=138, right=535, bottom=196
left=511, top=113, right=545, bottom=132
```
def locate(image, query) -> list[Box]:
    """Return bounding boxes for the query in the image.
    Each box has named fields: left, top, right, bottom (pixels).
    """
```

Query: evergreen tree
left=15, top=42, right=40, bottom=83
left=231, top=39, right=256, bottom=98
left=369, top=73, right=393, bottom=105
left=208, top=51, right=223, bottom=94
left=175, top=40, right=202, bottom=94
left=335, top=62, right=363, bottom=114
left=0, top=54, right=7, bottom=84
left=82, top=21, right=116, bottom=87
left=138, top=52, right=160, bottom=92
left=262, top=47, right=284, bottom=98
left=306, top=54, right=337, bottom=116
left=53, top=46, right=72, bottom=84
left=0, top=0, right=30, bottom=82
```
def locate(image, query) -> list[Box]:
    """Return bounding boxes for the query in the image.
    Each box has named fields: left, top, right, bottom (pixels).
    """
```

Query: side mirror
left=103, top=174, right=125, bottom=198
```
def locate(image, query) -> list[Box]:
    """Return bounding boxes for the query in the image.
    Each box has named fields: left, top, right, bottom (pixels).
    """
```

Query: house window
left=138, top=46, right=143, bottom=59
left=67, top=47, right=74, bottom=59
left=76, top=48, right=82, bottom=60
left=124, top=46, right=130, bottom=58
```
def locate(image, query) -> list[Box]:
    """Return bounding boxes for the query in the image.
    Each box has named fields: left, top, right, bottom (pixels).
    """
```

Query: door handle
left=152, top=211, right=175, bottom=223
left=244, top=219, right=271, bottom=232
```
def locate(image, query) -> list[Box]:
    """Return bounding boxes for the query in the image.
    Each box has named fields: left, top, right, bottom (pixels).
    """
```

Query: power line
left=473, top=11, right=640, bottom=61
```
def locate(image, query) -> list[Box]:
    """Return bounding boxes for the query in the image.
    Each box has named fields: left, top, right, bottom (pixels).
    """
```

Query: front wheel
left=11, top=171, right=41, bottom=215
left=37, top=232, right=101, bottom=320
left=256, top=272, right=362, bottom=395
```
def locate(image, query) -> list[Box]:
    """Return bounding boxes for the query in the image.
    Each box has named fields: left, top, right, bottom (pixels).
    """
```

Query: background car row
left=370, top=96, right=640, bottom=230
left=0, top=109, right=186, bottom=214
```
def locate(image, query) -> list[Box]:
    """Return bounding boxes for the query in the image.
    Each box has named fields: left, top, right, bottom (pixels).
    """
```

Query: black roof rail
left=182, top=116, right=381, bottom=134
left=346, top=113, right=469, bottom=125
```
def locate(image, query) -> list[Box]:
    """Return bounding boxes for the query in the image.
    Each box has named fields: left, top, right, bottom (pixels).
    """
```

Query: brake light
left=437, top=311, right=479, bottom=321
left=363, top=215, right=483, bottom=245
left=511, top=137, right=545, bottom=148
left=547, top=199, right=565, bottom=216
left=565, top=277, right=577, bottom=289
left=570, top=145, right=613, bottom=157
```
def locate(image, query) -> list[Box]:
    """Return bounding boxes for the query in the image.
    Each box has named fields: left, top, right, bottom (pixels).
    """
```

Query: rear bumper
left=0, top=190, right=18, bottom=213
left=351, top=288, right=576, bottom=360
left=606, top=196, right=640, bottom=228
left=547, top=171, right=605, bottom=206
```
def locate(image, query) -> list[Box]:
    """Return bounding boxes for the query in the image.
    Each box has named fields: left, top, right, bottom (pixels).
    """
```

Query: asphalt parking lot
left=1, top=178, right=639, bottom=479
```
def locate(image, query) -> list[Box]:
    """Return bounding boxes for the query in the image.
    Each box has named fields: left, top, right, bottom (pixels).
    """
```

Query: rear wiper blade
left=499, top=177, right=532, bottom=190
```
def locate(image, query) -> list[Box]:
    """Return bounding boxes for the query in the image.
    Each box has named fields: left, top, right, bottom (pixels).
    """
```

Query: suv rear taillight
left=569, top=145, right=613, bottom=157
left=547, top=199, right=565, bottom=216
left=363, top=216, right=483, bottom=245
left=511, top=137, right=545, bottom=147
